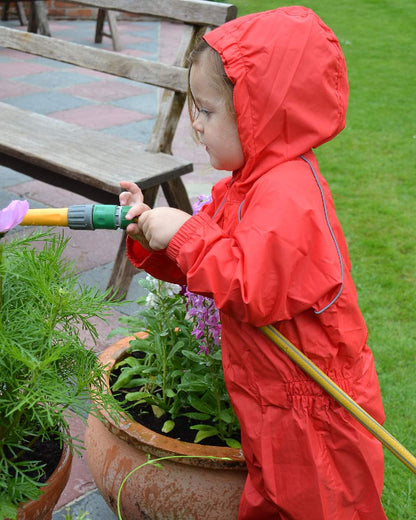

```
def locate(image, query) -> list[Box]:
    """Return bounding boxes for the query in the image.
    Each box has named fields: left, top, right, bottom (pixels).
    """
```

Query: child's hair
left=187, top=39, right=235, bottom=136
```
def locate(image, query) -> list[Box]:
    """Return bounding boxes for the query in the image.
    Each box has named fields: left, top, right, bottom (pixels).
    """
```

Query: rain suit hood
left=204, top=6, right=348, bottom=189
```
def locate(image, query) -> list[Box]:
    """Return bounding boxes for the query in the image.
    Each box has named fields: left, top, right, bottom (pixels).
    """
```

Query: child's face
left=190, top=55, right=244, bottom=172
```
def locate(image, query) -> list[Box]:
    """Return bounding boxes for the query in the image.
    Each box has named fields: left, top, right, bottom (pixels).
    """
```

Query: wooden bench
left=0, top=0, right=237, bottom=296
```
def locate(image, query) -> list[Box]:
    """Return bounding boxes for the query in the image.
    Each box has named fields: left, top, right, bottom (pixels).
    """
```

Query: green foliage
left=0, top=230, right=121, bottom=516
left=111, top=276, right=240, bottom=448
left=64, top=508, right=91, bottom=520
left=232, top=1, right=416, bottom=516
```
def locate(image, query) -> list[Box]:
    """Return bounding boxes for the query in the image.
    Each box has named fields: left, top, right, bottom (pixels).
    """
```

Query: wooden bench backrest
left=69, top=0, right=237, bottom=26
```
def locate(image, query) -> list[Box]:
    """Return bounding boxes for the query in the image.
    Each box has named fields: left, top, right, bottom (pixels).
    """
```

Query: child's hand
left=119, top=181, right=152, bottom=249
left=140, top=207, right=192, bottom=250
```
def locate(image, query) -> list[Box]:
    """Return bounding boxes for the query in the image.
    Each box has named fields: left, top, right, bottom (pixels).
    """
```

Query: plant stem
left=116, top=455, right=232, bottom=520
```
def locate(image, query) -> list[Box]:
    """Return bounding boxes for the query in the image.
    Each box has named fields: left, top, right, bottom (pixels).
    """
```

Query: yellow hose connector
left=21, top=208, right=69, bottom=227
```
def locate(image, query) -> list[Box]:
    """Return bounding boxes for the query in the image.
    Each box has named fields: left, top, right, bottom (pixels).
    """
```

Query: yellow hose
left=260, top=324, right=416, bottom=475
left=20, top=208, right=69, bottom=227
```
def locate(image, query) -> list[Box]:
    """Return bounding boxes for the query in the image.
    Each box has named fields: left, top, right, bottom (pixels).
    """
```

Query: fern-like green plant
left=0, top=230, right=121, bottom=519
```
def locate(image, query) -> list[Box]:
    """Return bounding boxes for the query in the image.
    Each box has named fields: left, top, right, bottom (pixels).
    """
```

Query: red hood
left=204, top=6, right=348, bottom=187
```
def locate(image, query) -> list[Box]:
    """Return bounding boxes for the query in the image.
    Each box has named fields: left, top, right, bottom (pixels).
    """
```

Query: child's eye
left=199, top=108, right=211, bottom=117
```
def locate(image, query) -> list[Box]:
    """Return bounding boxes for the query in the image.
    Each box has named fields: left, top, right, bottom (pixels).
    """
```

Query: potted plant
left=112, top=275, right=240, bottom=446
left=85, top=198, right=246, bottom=520
left=0, top=201, right=121, bottom=520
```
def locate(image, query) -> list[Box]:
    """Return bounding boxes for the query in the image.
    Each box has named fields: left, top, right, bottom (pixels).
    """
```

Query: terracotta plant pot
left=16, top=441, right=72, bottom=520
left=85, top=337, right=247, bottom=520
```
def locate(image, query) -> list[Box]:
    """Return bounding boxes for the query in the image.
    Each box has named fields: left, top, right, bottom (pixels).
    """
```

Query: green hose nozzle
left=21, top=204, right=134, bottom=230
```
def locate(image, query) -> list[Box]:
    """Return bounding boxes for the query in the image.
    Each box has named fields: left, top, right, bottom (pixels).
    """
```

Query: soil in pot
left=4, top=434, right=72, bottom=520
left=110, top=352, right=241, bottom=447
left=7, top=434, right=63, bottom=483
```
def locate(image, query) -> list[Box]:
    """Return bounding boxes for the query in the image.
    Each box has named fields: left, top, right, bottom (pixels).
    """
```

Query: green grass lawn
left=231, top=1, right=416, bottom=517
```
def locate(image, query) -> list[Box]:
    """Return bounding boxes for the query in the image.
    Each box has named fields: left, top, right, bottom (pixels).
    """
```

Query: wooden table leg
left=95, top=8, right=121, bottom=52
left=106, top=10, right=121, bottom=52
left=16, top=1, right=27, bottom=25
left=94, top=8, right=106, bottom=44
left=1, top=1, right=11, bottom=21
left=2, top=1, right=28, bottom=25
left=28, top=1, right=51, bottom=36
left=161, top=177, right=193, bottom=215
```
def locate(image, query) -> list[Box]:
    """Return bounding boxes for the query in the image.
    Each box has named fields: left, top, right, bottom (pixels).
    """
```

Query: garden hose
left=20, top=204, right=134, bottom=230
left=19, top=205, right=416, bottom=474
left=260, top=324, right=416, bottom=475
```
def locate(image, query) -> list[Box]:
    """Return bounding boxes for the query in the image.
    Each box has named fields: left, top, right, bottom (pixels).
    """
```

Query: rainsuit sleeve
left=126, top=237, right=186, bottom=285
left=166, top=165, right=347, bottom=326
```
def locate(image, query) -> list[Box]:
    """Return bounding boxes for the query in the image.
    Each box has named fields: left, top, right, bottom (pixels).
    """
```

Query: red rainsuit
left=126, top=7, right=387, bottom=519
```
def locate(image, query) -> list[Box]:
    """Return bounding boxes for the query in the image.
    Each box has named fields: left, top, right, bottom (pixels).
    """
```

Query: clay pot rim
left=97, top=336, right=246, bottom=468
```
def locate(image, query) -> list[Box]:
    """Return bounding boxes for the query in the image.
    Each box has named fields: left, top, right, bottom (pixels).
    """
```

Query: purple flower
left=192, top=195, right=212, bottom=216
left=0, top=200, right=29, bottom=234
left=184, top=286, right=221, bottom=355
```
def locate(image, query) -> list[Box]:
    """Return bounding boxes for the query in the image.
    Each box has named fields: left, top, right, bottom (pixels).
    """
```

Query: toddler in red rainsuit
left=119, top=6, right=387, bottom=519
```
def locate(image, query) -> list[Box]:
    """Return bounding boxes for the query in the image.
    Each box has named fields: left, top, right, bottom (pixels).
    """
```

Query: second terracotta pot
left=16, top=441, right=72, bottom=520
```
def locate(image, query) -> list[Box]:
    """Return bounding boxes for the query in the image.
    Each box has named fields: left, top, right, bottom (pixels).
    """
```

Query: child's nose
left=192, top=115, right=203, bottom=133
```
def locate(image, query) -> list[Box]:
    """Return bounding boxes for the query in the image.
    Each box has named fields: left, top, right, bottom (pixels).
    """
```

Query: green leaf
left=218, top=409, right=234, bottom=424
left=225, top=438, right=242, bottom=449
left=161, top=420, right=175, bottom=433
left=124, top=391, right=152, bottom=401
left=115, top=377, right=149, bottom=390
left=111, top=367, right=145, bottom=391
left=181, top=349, right=204, bottom=363
left=151, top=405, right=166, bottom=418
left=211, top=349, right=222, bottom=361
left=170, top=369, right=185, bottom=380
left=178, top=372, right=209, bottom=392
left=167, top=340, right=185, bottom=359
left=187, top=396, right=213, bottom=415
left=179, top=380, right=208, bottom=392
left=192, top=426, right=219, bottom=444
left=183, top=412, right=211, bottom=421
left=108, top=326, right=131, bottom=338
left=0, top=500, right=17, bottom=520
left=115, top=357, right=144, bottom=370
left=190, top=424, right=218, bottom=432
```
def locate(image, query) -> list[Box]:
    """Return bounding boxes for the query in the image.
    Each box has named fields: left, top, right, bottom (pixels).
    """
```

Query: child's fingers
left=120, top=181, right=144, bottom=200
left=125, top=203, right=151, bottom=221
left=125, top=220, right=151, bottom=250
left=119, top=190, right=131, bottom=206
left=119, top=180, right=140, bottom=192
left=125, top=221, right=140, bottom=236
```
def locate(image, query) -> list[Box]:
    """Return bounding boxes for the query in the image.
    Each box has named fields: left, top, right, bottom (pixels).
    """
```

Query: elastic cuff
left=166, top=213, right=209, bottom=261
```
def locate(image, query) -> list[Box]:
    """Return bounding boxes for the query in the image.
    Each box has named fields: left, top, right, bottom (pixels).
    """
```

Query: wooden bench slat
left=0, top=26, right=188, bottom=92
left=0, top=102, right=193, bottom=194
left=67, top=0, right=237, bottom=26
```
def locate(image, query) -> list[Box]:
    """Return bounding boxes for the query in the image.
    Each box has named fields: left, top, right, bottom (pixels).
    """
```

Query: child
left=119, top=6, right=387, bottom=519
